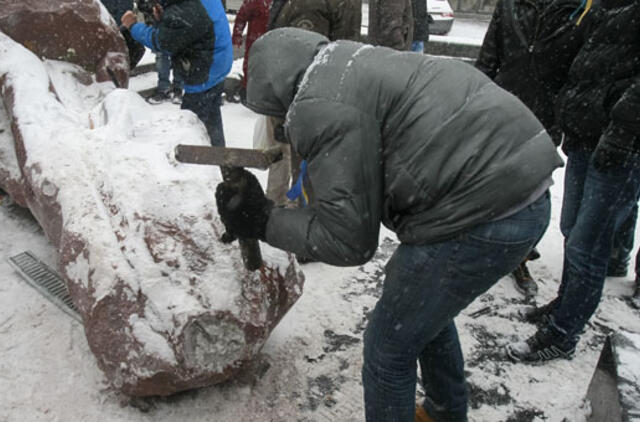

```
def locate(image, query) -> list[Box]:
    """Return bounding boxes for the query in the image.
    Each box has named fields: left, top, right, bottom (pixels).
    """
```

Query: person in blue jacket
left=121, top=0, right=233, bottom=146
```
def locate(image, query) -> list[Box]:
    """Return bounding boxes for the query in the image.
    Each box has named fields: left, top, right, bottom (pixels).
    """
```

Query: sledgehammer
left=174, top=144, right=284, bottom=271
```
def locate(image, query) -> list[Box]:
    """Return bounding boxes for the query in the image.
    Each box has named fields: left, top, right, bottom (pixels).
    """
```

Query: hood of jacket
left=245, top=28, right=329, bottom=118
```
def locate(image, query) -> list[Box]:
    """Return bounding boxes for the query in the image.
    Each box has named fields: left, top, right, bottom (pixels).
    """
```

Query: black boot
left=527, top=248, right=541, bottom=261
left=632, top=277, right=640, bottom=309
left=146, top=89, right=171, bottom=105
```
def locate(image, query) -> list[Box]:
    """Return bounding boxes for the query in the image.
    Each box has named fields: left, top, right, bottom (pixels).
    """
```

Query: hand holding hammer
left=215, top=166, right=273, bottom=265
left=174, top=145, right=283, bottom=271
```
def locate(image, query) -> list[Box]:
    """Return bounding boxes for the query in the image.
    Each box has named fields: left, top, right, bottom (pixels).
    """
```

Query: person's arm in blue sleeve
left=129, top=22, right=169, bottom=53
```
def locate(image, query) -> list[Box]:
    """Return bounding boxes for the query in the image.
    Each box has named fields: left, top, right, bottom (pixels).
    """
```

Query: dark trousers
left=609, top=204, right=637, bottom=274
left=155, top=52, right=183, bottom=93
left=362, top=192, right=550, bottom=422
left=551, top=149, right=640, bottom=339
left=181, top=82, right=225, bottom=147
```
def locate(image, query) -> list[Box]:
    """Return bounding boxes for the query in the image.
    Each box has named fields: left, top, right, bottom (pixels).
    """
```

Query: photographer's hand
left=121, top=10, right=138, bottom=29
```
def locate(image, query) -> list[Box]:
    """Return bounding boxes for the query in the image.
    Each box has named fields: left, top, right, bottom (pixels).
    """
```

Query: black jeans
left=181, top=82, right=225, bottom=147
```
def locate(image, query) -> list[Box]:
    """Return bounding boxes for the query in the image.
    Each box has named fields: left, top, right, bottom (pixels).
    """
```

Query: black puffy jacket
left=476, top=0, right=595, bottom=144
left=556, top=0, right=640, bottom=159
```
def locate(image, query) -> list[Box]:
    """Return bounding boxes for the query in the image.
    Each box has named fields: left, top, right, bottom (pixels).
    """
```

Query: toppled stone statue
left=0, top=31, right=304, bottom=396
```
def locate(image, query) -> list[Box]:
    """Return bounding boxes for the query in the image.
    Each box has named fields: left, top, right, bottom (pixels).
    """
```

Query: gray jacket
left=246, top=28, right=563, bottom=266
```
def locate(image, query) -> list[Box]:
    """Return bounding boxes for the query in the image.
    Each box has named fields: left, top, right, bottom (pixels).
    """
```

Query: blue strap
left=286, top=160, right=309, bottom=206
left=569, top=0, right=587, bottom=21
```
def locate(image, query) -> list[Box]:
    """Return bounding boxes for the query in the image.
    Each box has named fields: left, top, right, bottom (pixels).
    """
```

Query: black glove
left=215, top=168, right=273, bottom=241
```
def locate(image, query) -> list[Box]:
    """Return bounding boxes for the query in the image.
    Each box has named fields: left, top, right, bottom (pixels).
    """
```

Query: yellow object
left=415, top=405, right=436, bottom=422
left=576, top=0, right=593, bottom=25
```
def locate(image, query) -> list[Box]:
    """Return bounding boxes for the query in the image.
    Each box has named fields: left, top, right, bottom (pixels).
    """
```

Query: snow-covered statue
left=0, top=30, right=304, bottom=396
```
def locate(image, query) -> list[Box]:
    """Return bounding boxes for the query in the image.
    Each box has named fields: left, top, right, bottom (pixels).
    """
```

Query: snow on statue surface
left=0, top=0, right=129, bottom=88
left=0, top=32, right=305, bottom=396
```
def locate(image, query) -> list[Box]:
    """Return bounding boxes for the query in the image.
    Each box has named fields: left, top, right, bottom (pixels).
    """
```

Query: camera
left=135, top=0, right=159, bottom=21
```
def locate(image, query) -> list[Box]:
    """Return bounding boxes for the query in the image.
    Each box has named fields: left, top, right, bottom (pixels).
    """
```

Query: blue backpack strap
left=286, top=160, right=309, bottom=206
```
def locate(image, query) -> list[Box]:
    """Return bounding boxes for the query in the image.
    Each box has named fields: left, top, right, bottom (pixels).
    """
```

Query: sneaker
left=239, top=86, right=247, bottom=106
left=415, top=405, right=436, bottom=422
left=226, top=93, right=242, bottom=103
left=171, top=86, right=183, bottom=104
left=506, top=326, right=576, bottom=363
left=518, top=299, right=557, bottom=326
left=607, top=264, right=628, bottom=277
left=512, top=261, right=538, bottom=298
left=146, top=89, right=171, bottom=105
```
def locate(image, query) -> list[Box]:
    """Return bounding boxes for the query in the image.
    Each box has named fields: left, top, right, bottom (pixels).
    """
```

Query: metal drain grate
left=8, top=251, right=81, bottom=322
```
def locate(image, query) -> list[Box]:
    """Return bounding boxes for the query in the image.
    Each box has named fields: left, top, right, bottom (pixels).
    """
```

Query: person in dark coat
left=215, top=27, right=562, bottom=422
left=261, top=0, right=362, bottom=208
left=411, top=0, right=430, bottom=52
left=121, top=0, right=233, bottom=146
left=368, top=0, right=414, bottom=50
left=232, top=0, right=273, bottom=89
left=476, top=0, right=595, bottom=298
left=268, top=0, right=362, bottom=40
left=508, top=0, right=640, bottom=363
left=100, top=0, right=145, bottom=69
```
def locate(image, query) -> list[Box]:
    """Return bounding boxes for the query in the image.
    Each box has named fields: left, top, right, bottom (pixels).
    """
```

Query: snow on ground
left=2, top=87, right=640, bottom=422
left=2, top=44, right=640, bottom=422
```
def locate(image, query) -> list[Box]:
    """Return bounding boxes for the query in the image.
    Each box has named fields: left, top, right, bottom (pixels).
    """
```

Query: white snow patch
left=95, top=0, right=117, bottom=28
left=64, top=253, right=91, bottom=289
left=0, top=100, right=21, bottom=181
left=129, top=314, right=177, bottom=364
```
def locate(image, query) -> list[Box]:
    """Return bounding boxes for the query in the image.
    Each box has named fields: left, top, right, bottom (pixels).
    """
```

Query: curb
left=426, top=39, right=480, bottom=60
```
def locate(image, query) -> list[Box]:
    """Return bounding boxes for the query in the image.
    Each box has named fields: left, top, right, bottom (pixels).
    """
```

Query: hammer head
left=174, top=145, right=283, bottom=170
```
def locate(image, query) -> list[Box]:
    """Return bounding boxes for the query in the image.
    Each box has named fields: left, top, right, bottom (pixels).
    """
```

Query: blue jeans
left=609, top=203, right=638, bottom=274
left=181, top=82, right=225, bottom=147
left=551, top=149, right=640, bottom=339
left=155, top=52, right=183, bottom=93
left=411, top=41, right=425, bottom=53
left=362, top=192, right=551, bottom=422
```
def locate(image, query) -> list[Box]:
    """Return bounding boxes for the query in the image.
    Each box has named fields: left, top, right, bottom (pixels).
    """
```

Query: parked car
left=428, top=0, right=454, bottom=35
left=225, top=0, right=243, bottom=12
